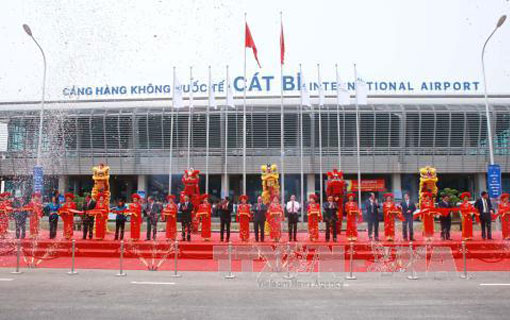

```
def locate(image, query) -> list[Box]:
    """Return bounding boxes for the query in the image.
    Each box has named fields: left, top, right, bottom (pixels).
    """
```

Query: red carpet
left=1, top=230, right=510, bottom=272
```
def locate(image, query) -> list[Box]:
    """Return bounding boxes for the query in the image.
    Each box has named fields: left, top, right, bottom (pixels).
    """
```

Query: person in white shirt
left=286, top=195, right=301, bottom=241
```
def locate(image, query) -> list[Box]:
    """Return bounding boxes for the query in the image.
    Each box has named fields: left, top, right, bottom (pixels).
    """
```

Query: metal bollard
left=283, top=242, right=294, bottom=280
left=171, top=239, right=182, bottom=278
left=275, top=243, right=281, bottom=273
left=116, top=240, right=127, bottom=277
left=224, top=241, right=235, bottom=279
left=67, top=239, right=78, bottom=275
left=345, top=241, right=357, bottom=280
left=460, top=240, right=470, bottom=279
left=11, top=239, right=23, bottom=275
left=407, top=241, right=419, bottom=280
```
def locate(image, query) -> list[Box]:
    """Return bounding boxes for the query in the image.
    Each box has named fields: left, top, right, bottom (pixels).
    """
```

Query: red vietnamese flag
left=245, top=22, right=261, bottom=68
left=280, top=22, right=285, bottom=65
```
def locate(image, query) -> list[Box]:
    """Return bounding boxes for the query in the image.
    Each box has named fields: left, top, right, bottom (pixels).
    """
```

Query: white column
left=306, top=174, right=316, bottom=198
left=73, top=179, right=79, bottom=194
left=58, top=175, right=68, bottom=194
left=137, top=175, right=148, bottom=192
left=475, top=173, right=487, bottom=197
left=391, top=174, right=402, bottom=199
left=221, top=174, right=229, bottom=198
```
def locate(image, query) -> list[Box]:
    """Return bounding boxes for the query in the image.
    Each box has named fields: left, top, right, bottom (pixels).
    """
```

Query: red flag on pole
left=280, top=22, right=285, bottom=65
left=245, top=22, right=261, bottom=68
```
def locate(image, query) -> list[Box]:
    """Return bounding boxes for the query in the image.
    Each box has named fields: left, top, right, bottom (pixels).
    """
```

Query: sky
left=1, top=0, right=510, bottom=101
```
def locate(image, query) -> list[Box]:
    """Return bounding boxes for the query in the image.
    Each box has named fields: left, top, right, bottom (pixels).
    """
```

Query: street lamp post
left=481, top=15, right=506, bottom=165
left=23, top=24, right=47, bottom=192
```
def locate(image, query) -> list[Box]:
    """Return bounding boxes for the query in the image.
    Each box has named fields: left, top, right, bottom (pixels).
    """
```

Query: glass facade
left=2, top=104, right=509, bottom=161
left=0, top=100, right=509, bottom=202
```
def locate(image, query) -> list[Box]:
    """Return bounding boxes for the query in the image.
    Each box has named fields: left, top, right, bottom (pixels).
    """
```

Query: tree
left=440, top=188, right=461, bottom=223
left=440, top=188, right=460, bottom=205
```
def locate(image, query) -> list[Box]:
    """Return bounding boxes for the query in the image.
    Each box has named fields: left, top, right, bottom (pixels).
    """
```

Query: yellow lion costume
left=261, top=164, right=280, bottom=236
left=419, top=166, right=438, bottom=207
left=92, top=163, right=110, bottom=206
left=261, top=164, right=280, bottom=205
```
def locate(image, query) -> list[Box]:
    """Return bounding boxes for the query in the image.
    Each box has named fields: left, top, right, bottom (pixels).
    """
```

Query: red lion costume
left=180, top=168, right=202, bottom=233
left=326, top=169, right=345, bottom=235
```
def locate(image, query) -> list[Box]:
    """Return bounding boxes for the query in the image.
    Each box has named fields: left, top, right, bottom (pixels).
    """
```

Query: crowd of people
left=0, top=189, right=509, bottom=243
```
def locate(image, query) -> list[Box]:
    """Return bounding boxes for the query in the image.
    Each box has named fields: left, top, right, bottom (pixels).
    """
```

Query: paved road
left=1, top=268, right=510, bottom=320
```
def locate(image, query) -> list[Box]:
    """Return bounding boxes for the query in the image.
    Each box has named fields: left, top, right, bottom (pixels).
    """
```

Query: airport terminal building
left=0, top=94, right=509, bottom=202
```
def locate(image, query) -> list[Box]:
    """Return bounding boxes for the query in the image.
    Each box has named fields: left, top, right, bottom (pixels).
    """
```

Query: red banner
left=347, top=179, right=386, bottom=192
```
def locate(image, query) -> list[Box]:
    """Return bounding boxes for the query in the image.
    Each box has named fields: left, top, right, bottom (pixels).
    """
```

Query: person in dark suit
left=323, top=196, right=338, bottom=242
left=437, top=194, right=452, bottom=240
left=81, top=195, right=96, bottom=240
left=252, top=196, right=267, bottom=242
left=400, top=193, right=416, bottom=241
left=219, top=197, right=233, bottom=242
left=474, top=191, right=494, bottom=240
left=12, top=198, right=27, bottom=239
left=179, top=195, right=193, bottom=241
left=145, top=196, right=162, bottom=241
left=364, top=193, right=380, bottom=241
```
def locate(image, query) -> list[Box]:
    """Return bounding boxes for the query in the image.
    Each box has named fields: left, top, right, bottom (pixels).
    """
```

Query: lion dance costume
left=419, top=166, right=438, bottom=208
left=326, top=169, right=345, bottom=235
left=261, top=164, right=280, bottom=204
left=91, top=163, right=111, bottom=235
left=181, top=168, right=203, bottom=233
left=261, top=164, right=280, bottom=235
left=92, top=163, right=111, bottom=207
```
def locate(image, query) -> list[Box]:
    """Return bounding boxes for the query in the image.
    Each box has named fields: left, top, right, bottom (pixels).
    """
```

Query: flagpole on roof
left=299, top=63, right=305, bottom=225
left=187, top=66, right=193, bottom=169
left=206, top=66, right=212, bottom=194
left=223, top=65, right=230, bottom=198
left=279, top=11, right=285, bottom=206
left=168, top=66, right=176, bottom=195
left=242, top=12, right=247, bottom=196
left=317, top=63, right=324, bottom=206
left=335, top=64, right=342, bottom=170
left=354, top=63, right=362, bottom=207
left=242, top=17, right=262, bottom=198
